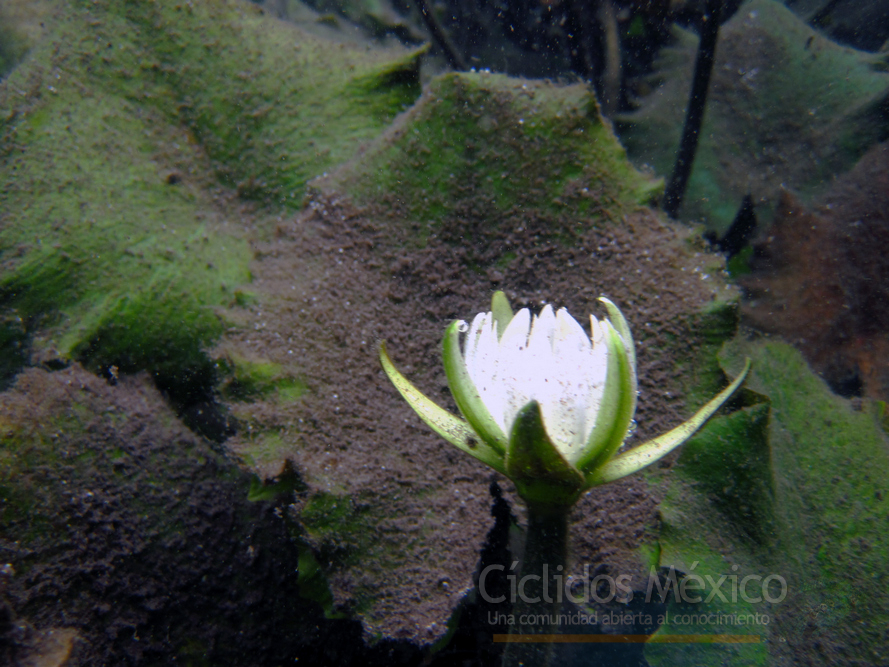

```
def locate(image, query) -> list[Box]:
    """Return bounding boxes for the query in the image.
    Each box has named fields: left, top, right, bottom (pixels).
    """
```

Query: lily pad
left=0, top=0, right=423, bottom=395
left=317, top=70, right=661, bottom=227
left=0, top=364, right=310, bottom=665
left=7, top=0, right=852, bottom=659
left=644, top=338, right=889, bottom=666
left=617, top=0, right=889, bottom=233
left=223, top=133, right=742, bottom=642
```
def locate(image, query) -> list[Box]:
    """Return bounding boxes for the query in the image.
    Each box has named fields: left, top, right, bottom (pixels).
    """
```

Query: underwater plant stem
left=413, top=0, right=466, bottom=71
left=662, top=0, right=723, bottom=218
left=501, top=503, right=570, bottom=667
left=598, top=0, right=622, bottom=117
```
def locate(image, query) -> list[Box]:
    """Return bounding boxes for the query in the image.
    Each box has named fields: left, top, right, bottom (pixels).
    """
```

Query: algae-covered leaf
left=618, top=0, right=889, bottom=233
left=645, top=338, right=889, bottom=666
left=0, top=0, right=424, bottom=393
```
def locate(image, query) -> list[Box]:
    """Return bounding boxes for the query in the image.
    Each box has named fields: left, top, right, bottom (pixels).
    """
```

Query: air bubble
left=457, top=321, right=469, bottom=333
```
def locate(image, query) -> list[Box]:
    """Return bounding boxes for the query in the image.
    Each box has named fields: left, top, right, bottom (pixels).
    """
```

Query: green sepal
left=442, top=321, right=508, bottom=455
left=587, top=358, right=752, bottom=486
left=491, top=291, right=514, bottom=339
left=379, top=341, right=507, bottom=475
left=505, top=401, right=586, bottom=508
left=599, top=297, right=637, bottom=414
left=576, top=320, right=635, bottom=472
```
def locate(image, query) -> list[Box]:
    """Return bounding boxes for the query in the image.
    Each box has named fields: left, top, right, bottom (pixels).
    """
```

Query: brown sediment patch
left=741, top=142, right=889, bottom=400
left=0, top=364, right=330, bottom=665
left=222, top=191, right=737, bottom=641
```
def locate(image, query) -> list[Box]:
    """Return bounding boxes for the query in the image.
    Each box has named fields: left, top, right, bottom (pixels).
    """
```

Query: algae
left=217, top=351, right=307, bottom=402
left=0, top=0, right=424, bottom=395
left=0, top=0, right=52, bottom=77
left=318, top=70, right=661, bottom=229
left=9, top=1, right=885, bottom=660
left=644, top=338, right=889, bottom=665
left=618, top=0, right=889, bottom=233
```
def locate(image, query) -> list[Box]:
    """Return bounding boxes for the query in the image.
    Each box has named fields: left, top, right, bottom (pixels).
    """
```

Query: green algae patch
left=236, top=430, right=302, bottom=481
left=673, top=403, right=775, bottom=544
left=299, top=491, right=378, bottom=569
left=0, top=0, right=52, bottom=77
left=673, top=299, right=743, bottom=409
left=644, top=338, right=889, bottom=666
left=318, top=71, right=661, bottom=228
left=1, top=0, right=425, bottom=390
left=0, top=312, right=27, bottom=390
left=247, top=460, right=306, bottom=502
left=721, top=339, right=889, bottom=662
left=0, top=83, right=251, bottom=391
left=296, top=545, right=346, bottom=619
left=217, top=351, right=307, bottom=402
left=294, top=485, right=483, bottom=631
left=296, top=490, right=399, bottom=619
left=617, top=0, right=889, bottom=233
left=49, top=0, right=426, bottom=205
left=644, top=404, right=773, bottom=667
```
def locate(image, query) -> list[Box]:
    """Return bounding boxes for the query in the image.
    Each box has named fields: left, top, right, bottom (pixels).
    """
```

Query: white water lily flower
left=380, top=291, right=750, bottom=508
left=463, top=304, right=610, bottom=464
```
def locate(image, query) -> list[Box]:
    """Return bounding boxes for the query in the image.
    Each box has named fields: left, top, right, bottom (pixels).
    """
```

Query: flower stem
left=662, top=0, right=724, bottom=218
left=501, top=502, right=570, bottom=667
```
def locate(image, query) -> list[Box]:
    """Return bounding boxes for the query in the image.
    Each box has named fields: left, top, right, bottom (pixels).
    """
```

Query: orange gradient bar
left=493, top=634, right=761, bottom=644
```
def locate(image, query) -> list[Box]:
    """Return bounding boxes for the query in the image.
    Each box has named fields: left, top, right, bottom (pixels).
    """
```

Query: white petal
left=497, top=308, right=539, bottom=435
left=554, top=308, right=591, bottom=355
left=498, top=307, right=531, bottom=353
left=464, top=312, right=489, bottom=375
left=465, top=312, right=506, bottom=426
left=590, top=315, right=605, bottom=347
left=525, top=305, right=559, bottom=408
left=527, top=305, right=557, bottom=357
left=538, top=308, right=592, bottom=459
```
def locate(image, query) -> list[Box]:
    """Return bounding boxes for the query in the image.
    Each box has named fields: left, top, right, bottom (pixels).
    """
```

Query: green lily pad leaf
left=378, top=341, right=506, bottom=474
left=505, top=400, right=586, bottom=508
